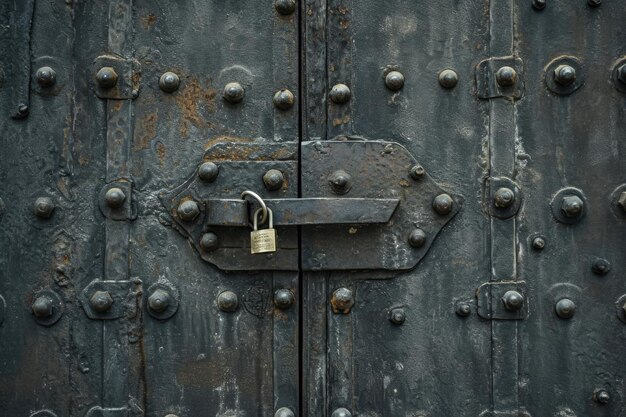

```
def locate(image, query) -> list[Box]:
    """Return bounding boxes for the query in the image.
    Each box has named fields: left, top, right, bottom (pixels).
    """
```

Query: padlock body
left=250, top=228, right=277, bottom=254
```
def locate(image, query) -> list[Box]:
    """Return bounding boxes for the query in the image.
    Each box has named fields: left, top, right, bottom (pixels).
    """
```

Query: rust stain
left=134, top=111, right=158, bottom=151
left=78, top=154, right=90, bottom=166
left=175, top=78, right=217, bottom=138
left=399, top=179, right=410, bottom=187
left=339, top=19, right=350, bottom=29
left=155, top=141, right=166, bottom=165
left=337, top=6, right=349, bottom=14
left=112, top=101, right=123, bottom=112
left=142, top=13, right=157, bottom=28
left=332, top=115, right=351, bottom=126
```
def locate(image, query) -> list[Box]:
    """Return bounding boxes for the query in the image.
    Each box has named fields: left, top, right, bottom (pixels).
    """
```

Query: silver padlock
left=250, top=208, right=277, bottom=254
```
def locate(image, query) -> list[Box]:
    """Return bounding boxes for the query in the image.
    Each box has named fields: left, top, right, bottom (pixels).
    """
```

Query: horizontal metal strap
left=205, top=198, right=400, bottom=226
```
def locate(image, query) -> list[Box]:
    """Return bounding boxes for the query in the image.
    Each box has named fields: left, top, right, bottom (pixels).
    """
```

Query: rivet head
left=275, top=0, right=296, bottom=15
left=159, top=71, right=180, bottom=93
left=532, top=0, right=546, bottom=10
left=617, top=191, right=626, bottom=211
left=617, top=65, right=626, bottom=85
left=177, top=200, right=200, bottom=222
left=532, top=237, right=546, bottom=250
left=148, top=289, right=171, bottom=313
left=273, top=89, right=295, bottom=110
left=263, top=169, right=285, bottom=191
left=438, top=69, right=459, bottom=89
left=223, top=82, right=245, bottom=103
left=200, top=232, right=219, bottom=252
left=502, top=290, right=524, bottom=311
left=217, top=290, right=239, bottom=312
left=331, top=288, right=354, bottom=314
left=32, top=296, right=54, bottom=318
left=16, top=104, right=29, bottom=118
left=385, top=71, right=405, bottom=91
left=595, top=389, right=610, bottom=404
left=36, top=66, right=57, bottom=87
left=555, top=298, right=576, bottom=319
left=331, top=408, right=352, bottom=417
left=90, top=291, right=113, bottom=313
left=274, top=289, right=295, bottom=310
left=554, top=65, right=576, bottom=86
left=328, top=170, right=352, bottom=195
left=105, top=187, right=126, bottom=208
left=494, top=187, right=515, bottom=208
left=432, top=193, right=454, bottom=215
left=274, top=407, right=295, bottom=417
left=408, top=228, right=427, bottom=248
left=95, top=67, right=118, bottom=89
left=389, top=308, right=406, bottom=325
left=329, top=83, right=351, bottom=104
left=560, top=195, right=584, bottom=219
left=34, top=197, right=55, bottom=218
left=495, top=66, right=517, bottom=87
left=592, top=258, right=611, bottom=275
left=409, top=164, right=425, bottom=179
left=456, top=303, right=471, bottom=317
left=587, top=0, right=601, bottom=7
left=198, top=162, right=219, bottom=182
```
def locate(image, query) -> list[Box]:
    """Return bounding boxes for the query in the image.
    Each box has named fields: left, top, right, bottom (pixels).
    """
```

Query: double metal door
left=1, top=1, right=625, bottom=417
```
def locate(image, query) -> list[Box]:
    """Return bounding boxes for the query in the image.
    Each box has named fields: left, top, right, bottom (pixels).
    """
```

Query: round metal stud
left=31, top=290, right=64, bottom=326
left=263, top=169, right=285, bottom=191
left=177, top=200, right=200, bottom=222
left=90, top=290, right=113, bottom=313
left=145, top=282, right=179, bottom=320
left=389, top=308, right=406, bottom=325
left=550, top=188, right=587, bottom=224
left=275, top=0, right=296, bottom=15
left=432, top=193, right=454, bottom=216
left=148, top=289, right=171, bottom=313
left=595, top=389, right=610, bottom=404
left=617, top=65, right=626, bottom=85
left=328, top=170, right=352, bottom=195
left=36, top=66, right=57, bottom=88
left=502, top=290, right=524, bottom=311
left=32, top=296, right=54, bottom=318
left=16, top=104, right=29, bottom=118
left=495, top=66, right=517, bottom=87
left=273, top=89, right=295, bottom=110
left=95, top=67, right=118, bottom=89
left=331, top=287, right=354, bottom=314
left=592, top=258, right=611, bottom=275
left=408, top=228, right=427, bottom=248
left=554, top=65, right=576, bottom=87
left=532, top=0, right=546, bottom=10
left=545, top=56, right=584, bottom=96
left=438, top=69, right=459, bottom=89
left=274, top=289, right=295, bottom=310
left=200, top=232, right=219, bottom=252
left=105, top=187, right=126, bottom=209
left=223, top=82, right=245, bottom=104
left=385, top=71, right=405, bottom=91
left=159, top=71, right=180, bottom=93
left=218, top=290, right=239, bottom=313
left=494, top=187, right=515, bottom=208
left=587, top=0, right=601, bottom=6
left=198, top=162, right=219, bottom=182
left=331, top=408, right=352, bottom=417
left=456, top=303, right=471, bottom=317
left=409, top=164, right=425, bottom=179
left=560, top=195, right=584, bottom=219
left=329, top=83, right=351, bottom=104
left=555, top=298, right=576, bottom=319
left=532, top=237, right=546, bottom=250
left=34, top=197, right=55, bottom=218
left=164, top=414, right=180, bottom=417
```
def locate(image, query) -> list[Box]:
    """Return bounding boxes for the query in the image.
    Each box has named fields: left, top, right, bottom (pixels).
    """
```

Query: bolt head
left=555, top=298, right=576, bottom=319
left=331, top=288, right=354, bottom=314
left=554, top=65, right=576, bottom=86
left=159, top=71, right=180, bottom=93
left=34, top=197, right=55, bottom=218
left=494, top=187, right=515, bottom=208
left=432, top=193, right=454, bottom=215
left=596, top=389, right=610, bottom=404
left=592, top=258, right=611, bottom=275
left=218, top=290, right=239, bottom=312
left=36, top=66, right=57, bottom=87
left=200, top=232, right=219, bottom=252
left=409, top=164, right=425, bottom=179
left=532, top=237, right=546, bottom=250
left=560, top=195, right=584, bottom=218
left=502, top=290, right=524, bottom=311
left=496, top=66, right=517, bottom=87
left=385, top=71, right=405, bottom=91
left=90, top=291, right=113, bottom=313
left=587, top=0, right=601, bottom=7
left=438, top=69, right=459, bottom=89
left=275, top=408, right=295, bottom=417
left=532, top=0, right=546, bottom=10
left=105, top=187, right=126, bottom=208
left=198, top=162, right=219, bottom=182
left=95, top=67, right=118, bottom=89
left=177, top=200, right=200, bottom=222
left=263, top=169, right=285, bottom=191
left=273, top=89, right=295, bottom=110
left=275, top=0, right=296, bottom=15
left=328, top=170, right=352, bottom=195
left=16, top=104, right=29, bottom=117
left=32, top=296, right=54, bottom=318
left=616, top=65, right=626, bottom=85
left=329, top=83, right=351, bottom=104
left=274, top=289, right=295, bottom=310
left=389, top=308, right=406, bottom=325
left=148, top=289, right=171, bottom=313
left=331, top=408, right=352, bottom=417
left=617, top=191, right=626, bottom=212
left=223, top=82, right=244, bottom=103
left=408, top=228, right=427, bottom=248
left=456, top=303, right=471, bottom=317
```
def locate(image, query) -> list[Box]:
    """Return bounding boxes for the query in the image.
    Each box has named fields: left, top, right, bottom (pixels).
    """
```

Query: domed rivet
left=595, top=389, right=610, bottom=404
left=560, top=195, right=584, bottom=219
left=328, top=170, right=352, bottom=195
left=587, top=0, right=601, bottom=7
left=263, top=169, right=285, bottom=191
left=616, top=65, right=626, bottom=85
left=408, top=228, right=427, bottom=248
left=274, top=289, right=295, bottom=310
left=218, top=290, right=239, bottom=312
left=34, top=197, right=55, bottom=218
left=502, top=290, right=524, bottom=311
left=198, top=162, right=219, bottom=182
left=148, top=289, right=171, bottom=313
left=275, top=0, right=296, bottom=15
left=409, top=164, right=425, bottom=179
left=438, top=69, right=459, bottom=89
left=36, top=66, right=57, bottom=88
left=555, top=298, right=576, bottom=319
left=494, top=187, right=515, bottom=208
left=159, top=71, right=180, bottom=93
left=223, top=82, right=245, bottom=103
left=432, top=193, right=454, bottom=215
left=177, top=200, right=200, bottom=222
left=456, top=303, right=471, bottom=317
left=32, top=296, right=54, bottom=318
left=495, top=66, right=517, bottom=87
left=90, top=291, right=113, bottom=313
left=331, top=288, right=354, bottom=314
left=532, top=0, right=546, bottom=10
left=273, top=89, right=295, bottom=110
left=617, top=191, right=626, bottom=211
left=592, top=258, right=611, bottom=275
left=95, top=67, right=118, bottom=89
left=385, top=71, right=405, bottom=91
left=16, top=104, right=29, bottom=118
left=105, top=187, right=126, bottom=209
left=554, top=65, right=576, bottom=86
left=200, top=232, right=219, bottom=252
left=331, top=408, right=352, bottom=417
left=389, top=307, right=406, bottom=325
left=329, top=83, right=351, bottom=104
left=532, top=237, right=545, bottom=250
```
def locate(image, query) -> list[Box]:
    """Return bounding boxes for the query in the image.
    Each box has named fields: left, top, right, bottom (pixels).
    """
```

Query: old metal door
left=1, top=1, right=625, bottom=417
